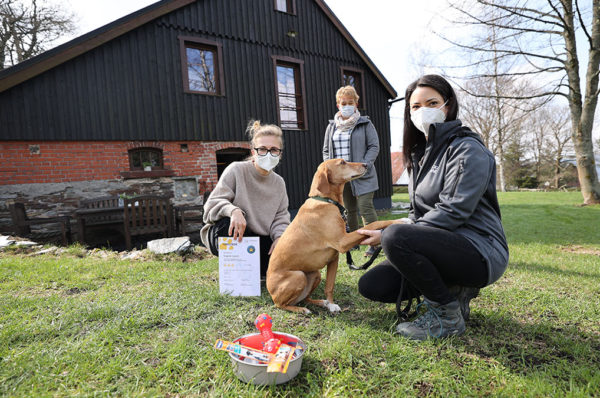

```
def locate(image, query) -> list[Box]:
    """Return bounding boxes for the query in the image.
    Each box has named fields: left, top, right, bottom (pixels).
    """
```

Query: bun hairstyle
left=246, top=120, right=284, bottom=149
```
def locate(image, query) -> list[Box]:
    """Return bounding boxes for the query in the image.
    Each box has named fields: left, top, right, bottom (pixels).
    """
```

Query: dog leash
left=309, top=196, right=381, bottom=270
left=348, top=246, right=382, bottom=270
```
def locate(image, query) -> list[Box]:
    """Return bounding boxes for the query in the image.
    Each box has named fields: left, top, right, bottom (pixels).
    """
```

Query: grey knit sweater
left=200, top=160, right=290, bottom=247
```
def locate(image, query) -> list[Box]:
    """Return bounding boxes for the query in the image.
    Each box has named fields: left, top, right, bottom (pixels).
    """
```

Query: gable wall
left=0, top=0, right=394, bottom=210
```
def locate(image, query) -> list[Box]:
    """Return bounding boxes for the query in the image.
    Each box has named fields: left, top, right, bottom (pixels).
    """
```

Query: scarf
left=334, top=109, right=361, bottom=132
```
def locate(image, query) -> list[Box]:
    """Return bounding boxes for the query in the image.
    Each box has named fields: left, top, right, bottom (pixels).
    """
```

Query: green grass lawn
left=1, top=192, right=599, bottom=397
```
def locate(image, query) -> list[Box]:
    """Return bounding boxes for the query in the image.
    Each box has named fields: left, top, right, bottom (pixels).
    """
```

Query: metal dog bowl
left=229, top=332, right=306, bottom=385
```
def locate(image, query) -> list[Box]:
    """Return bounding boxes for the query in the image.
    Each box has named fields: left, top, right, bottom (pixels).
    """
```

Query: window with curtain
left=275, top=59, right=306, bottom=129
left=275, top=0, right=294, bottom=14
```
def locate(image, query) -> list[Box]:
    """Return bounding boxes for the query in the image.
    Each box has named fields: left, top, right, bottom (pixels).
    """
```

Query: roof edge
left=1, top=0, right=397, bottom=99
left=0, top=0, right=196, bottom=93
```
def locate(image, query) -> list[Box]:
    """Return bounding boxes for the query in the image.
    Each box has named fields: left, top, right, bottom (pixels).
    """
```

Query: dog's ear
left=310, top=166, right=330, bottom=196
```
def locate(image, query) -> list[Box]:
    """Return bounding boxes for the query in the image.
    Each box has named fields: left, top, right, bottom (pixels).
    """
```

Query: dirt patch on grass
left=13, top=284, right=93, bottom=298
left=65, top=287, right=87, bottom=295
left=413, top=381, right=434, bottom=397
left=1, top=242, right=212, bottom=262
left=560, top=245, right=600, bottom=256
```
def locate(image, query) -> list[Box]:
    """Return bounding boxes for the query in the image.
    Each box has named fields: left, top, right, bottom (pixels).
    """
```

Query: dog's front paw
left=323, top=300, right=341, bottom=313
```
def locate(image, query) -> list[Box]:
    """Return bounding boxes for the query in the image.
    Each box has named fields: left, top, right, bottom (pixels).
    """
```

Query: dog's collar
left=309, top=196, right=348, bottom=222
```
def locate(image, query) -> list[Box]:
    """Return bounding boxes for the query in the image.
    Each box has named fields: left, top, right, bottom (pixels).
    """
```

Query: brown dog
left=266, top=159, right=395, bottom=314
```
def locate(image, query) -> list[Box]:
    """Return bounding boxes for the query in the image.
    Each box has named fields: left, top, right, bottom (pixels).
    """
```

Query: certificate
left=218, top=236, right=260, bottom=296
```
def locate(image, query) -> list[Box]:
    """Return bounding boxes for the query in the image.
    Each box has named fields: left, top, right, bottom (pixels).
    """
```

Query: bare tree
left=528, top=111, right=548, bottom=180
left=550, top=108, right=575, bottom=188
left=458, top=78, right=497, bottom=150
left=0, top=0, right=75, bottom=70
left=459, top=73, right=532, bottom=191
left=443, top=0, right=600, bottom=204
left=526, top=103, right=573, bottom=187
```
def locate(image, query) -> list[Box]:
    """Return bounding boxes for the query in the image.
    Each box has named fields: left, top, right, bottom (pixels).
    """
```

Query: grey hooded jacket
left=408, top=119, right=509, bottom=285
left=322, top=116, right=380, bottom=196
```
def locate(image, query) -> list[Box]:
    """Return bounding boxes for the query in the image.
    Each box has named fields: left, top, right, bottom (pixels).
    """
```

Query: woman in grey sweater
left=200, top=121, right=290, bottom=277
left=357, top=75, right=509, bottom=340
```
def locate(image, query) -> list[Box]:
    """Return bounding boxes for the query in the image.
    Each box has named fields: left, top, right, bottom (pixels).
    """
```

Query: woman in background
left=323, top=85, right=381, bottom=256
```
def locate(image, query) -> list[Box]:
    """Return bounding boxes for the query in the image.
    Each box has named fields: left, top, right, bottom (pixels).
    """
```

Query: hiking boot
left=448, top=285, right=480, bottom=321
left=395, top=298, right=465, bottom=340
left=363, top=245, right=381, bottom=257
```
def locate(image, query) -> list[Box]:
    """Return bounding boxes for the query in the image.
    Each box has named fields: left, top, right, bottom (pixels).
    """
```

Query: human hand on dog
left=229, top=208, right=246, bottom=242
left=356, top=229, right=381, bottom=246
left=268, top=237, right=280, bottom=255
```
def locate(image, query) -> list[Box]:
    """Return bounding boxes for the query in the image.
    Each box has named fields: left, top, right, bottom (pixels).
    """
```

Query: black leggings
left=358, top=223, right=488, bottom=305
left=207, top=217, right=273, bottom=277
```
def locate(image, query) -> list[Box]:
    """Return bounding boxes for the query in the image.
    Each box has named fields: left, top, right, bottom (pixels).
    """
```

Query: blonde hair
left=246, top=120, right=284, bottom=149
left=336, top=85, right=360, bottom=104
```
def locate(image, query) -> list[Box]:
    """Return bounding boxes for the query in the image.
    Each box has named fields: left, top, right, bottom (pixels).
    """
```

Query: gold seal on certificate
left=218, top=237, right=260, bottom=296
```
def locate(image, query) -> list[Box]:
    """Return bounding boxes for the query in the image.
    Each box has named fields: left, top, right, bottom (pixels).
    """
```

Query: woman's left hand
left=268, top=237, right=280, bottom=255
left=229, top=209, right=247, bottom=242
left=356, top=229, right=381, bottom=246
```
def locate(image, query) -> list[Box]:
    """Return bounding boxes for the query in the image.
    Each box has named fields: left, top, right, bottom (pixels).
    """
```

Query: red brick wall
left=0, top=141, right=249, bottom=191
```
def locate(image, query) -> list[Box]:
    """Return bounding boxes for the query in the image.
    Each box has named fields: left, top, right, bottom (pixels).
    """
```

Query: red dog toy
left=254, top=313, right=282, bottom=353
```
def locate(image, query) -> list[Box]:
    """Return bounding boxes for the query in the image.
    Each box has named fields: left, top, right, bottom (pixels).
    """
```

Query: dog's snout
left=362, top=163, right=368, bottom=168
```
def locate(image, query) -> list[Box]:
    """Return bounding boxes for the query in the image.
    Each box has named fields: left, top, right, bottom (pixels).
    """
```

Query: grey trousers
left=343, top=184, right=378, bottom=232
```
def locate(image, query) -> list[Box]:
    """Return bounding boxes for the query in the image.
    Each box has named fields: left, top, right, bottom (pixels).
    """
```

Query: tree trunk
left=497, top=145, right=506, bottom=192
left=572, top=124, right=600, bottom=204
left=563, top=0, right=600, bottom=204
left=492, top=34, right=507, bottom=192
left=554, top=158, right=560, bottom=189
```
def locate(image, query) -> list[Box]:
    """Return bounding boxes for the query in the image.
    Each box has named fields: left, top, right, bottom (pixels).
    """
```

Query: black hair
left=402, top=74, right=459, bottom=171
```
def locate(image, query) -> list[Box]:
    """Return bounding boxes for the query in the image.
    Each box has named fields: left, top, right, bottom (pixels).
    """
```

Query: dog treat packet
left=214, top=339, right=272, bottom=364
left=266, top=344, right=294, bottom=373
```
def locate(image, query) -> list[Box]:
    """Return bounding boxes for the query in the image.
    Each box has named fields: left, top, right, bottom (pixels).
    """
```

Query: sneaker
left=363, top=245, right=381, bottom=257
left=395, top=298, right=465, bottom=340
left=448, top=285, right=480, bottom=321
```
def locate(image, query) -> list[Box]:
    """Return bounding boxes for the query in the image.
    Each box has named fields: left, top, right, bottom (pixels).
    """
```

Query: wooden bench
left=123, top=195, right=173, bottom=250
left=174, top=204, right=204, bottom=236
left=75, top=196, right=123, bottom=244
left=8, top=203, right=72, bottom=245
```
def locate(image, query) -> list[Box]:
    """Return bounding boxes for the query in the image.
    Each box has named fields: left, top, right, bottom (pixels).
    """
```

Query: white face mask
left=255, top=153, right=280, bottom=172
left=410, top=102, right=447, bottom=137
left=340, top=105, right=355, bottom=118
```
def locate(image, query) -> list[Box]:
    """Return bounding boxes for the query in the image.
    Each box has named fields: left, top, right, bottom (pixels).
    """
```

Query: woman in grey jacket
left=357, top=75, right=509, bottom=340
left=323, top=86, right=380, bottom=255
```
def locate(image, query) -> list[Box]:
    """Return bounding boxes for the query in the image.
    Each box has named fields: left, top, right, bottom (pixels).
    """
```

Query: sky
left=54, top=0, right=597, bottom=150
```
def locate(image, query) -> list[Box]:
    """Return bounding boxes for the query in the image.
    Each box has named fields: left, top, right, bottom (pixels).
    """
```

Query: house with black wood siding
left=0, top=0, right=397, bottom=228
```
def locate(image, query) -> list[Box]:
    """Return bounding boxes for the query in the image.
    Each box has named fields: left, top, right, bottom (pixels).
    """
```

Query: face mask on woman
left=410, top=102, right=447, bottom=137
left=256, top=153, right=280, bottom=172
left=340, top=105, right=355, bottom=118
